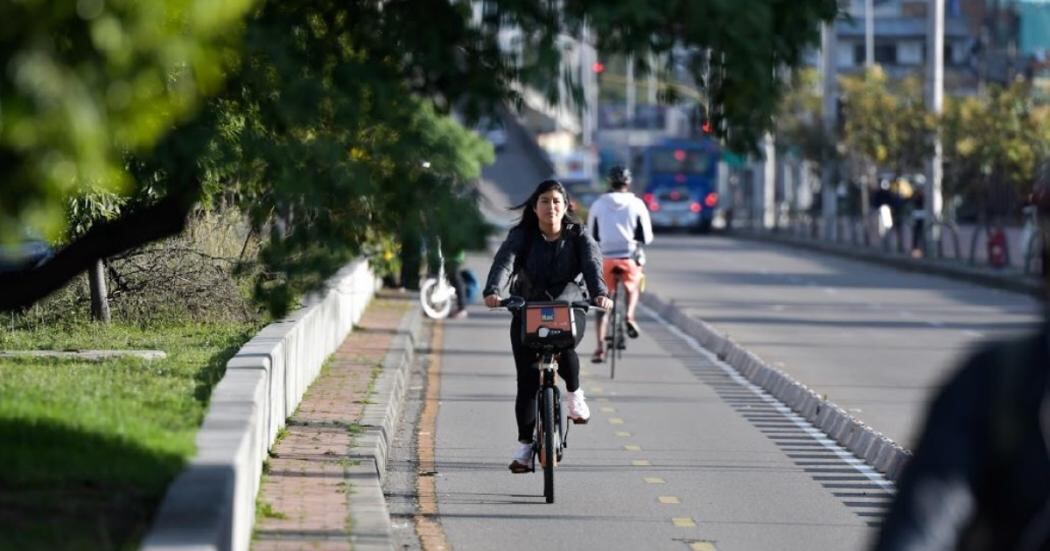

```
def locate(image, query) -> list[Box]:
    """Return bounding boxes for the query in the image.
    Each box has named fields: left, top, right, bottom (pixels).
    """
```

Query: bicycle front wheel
left=542, top=386, right=556, bottom=503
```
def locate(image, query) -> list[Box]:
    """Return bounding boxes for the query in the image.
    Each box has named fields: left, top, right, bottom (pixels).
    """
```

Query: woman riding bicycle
left=483, top=179, right=612, bottom=473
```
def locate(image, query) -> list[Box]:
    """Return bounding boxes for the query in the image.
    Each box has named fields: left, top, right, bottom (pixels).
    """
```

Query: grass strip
left=0, top=321, right=258, bottom=550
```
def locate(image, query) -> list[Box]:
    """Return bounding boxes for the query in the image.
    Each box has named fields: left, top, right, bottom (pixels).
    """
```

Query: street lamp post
left=926, top=0, right=945, bottom=254
left=822, top=22, right=839, bottom=241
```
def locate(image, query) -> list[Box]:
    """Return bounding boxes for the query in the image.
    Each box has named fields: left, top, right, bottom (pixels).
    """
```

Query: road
left=393, top=118, right=1043, bottom=550
left=642, top=234, right=1042, bottom=447
left=430, top=278, right=888, bottom=550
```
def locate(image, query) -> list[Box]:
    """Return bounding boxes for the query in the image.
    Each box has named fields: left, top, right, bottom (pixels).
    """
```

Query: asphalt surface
left=430, top=286, right=887, bottom=550
left=642, top=233, right=1044, bottom=447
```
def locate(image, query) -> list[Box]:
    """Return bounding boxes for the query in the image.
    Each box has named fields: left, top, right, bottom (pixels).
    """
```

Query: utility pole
left=581, top=28, right=597, bottom=148
left=625, top=55, right=636, bottom=165
left=821, top=22, right=839, bottom=241
left=926, top=0, right=945, bottom=252
left=647, top=52, right=658, bottom=105
left=865, top=0, right=875, bottom=67
left=757, top=133, right=776, bottom=229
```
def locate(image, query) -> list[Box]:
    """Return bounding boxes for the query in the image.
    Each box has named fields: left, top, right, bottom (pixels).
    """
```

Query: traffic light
left=592, top=61, right=605, bottom=74
left=693, top=104, right=712, bottom=136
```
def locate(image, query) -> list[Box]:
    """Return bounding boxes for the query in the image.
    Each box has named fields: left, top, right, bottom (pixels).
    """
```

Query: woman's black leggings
left=509, top=313, right=584, bottom=443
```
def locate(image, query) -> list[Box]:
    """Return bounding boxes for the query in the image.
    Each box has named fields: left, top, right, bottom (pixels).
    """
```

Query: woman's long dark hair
left=508, top=179, right=580, bottom=277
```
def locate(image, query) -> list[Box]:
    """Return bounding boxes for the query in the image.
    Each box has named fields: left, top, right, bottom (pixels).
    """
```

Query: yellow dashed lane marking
left=624, top=444, right=641, bottom=451
left=632, top=460, right=651, bottom=466
left=658, top=496, right=680, bottom=504
left=597, top=398, right=610, bottom=403
left=591, top=386, right=604, bottom=393
left=690, top=542, right=716, bottom=551
left=672, top=517, right=696, bottom=528
left=644, top=477, right=666, bottom=484
left=615, top=431, right=631, bottom=437
left=608, top=418, right=624, bottom=425
left=601, top=407, right=616, bottom=413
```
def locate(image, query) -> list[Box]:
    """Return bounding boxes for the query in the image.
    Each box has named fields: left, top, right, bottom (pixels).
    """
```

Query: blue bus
left=637, top=138, right=720, bottom=233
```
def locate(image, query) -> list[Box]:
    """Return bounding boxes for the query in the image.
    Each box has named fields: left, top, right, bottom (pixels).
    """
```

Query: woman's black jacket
left=483, top=222, right=607, bottom=302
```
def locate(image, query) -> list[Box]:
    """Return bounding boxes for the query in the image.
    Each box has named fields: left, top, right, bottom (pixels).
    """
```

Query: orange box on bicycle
left=522, top=301, right=577, bottom=350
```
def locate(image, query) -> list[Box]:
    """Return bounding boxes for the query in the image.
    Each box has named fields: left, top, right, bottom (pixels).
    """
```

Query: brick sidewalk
left=252, top=292, right=412, bottom=550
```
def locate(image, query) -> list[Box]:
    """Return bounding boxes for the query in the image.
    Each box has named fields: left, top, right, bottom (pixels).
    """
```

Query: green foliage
left=776, top=67, right=834, bottom=165
left=3, top=0, right=838, bottom=315
left=942, top=81, right=1050, bottom=207
left=199, top=1, right=497, bottom=315
left=0, top=0, right=256, bottom=242
left=840, top=66, right=934, bottom=176
left=66, top=189, right=126, bottom=240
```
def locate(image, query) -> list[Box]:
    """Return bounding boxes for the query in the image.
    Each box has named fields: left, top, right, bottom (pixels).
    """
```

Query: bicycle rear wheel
left=542, top=386, right=556, bottom=503
left=610, top=280, right=626, bottom=379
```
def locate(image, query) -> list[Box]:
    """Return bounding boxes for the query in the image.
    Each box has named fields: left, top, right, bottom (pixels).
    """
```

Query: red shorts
left=602, top=258, right=643, bottom=294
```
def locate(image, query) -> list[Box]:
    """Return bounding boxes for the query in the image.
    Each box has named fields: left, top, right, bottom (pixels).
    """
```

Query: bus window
left=650, top=149, right=711, bottom=174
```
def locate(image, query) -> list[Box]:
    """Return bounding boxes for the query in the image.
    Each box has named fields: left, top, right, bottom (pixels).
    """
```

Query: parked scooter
left=419, top=240, right=456, bottom=319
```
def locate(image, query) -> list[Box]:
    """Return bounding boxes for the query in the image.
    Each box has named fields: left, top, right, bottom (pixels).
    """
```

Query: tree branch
left=0, top=181, right=200, bottom=311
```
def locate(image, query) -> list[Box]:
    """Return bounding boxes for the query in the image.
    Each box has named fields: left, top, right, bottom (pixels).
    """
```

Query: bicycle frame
left=604, top=273, right=627, bottom=379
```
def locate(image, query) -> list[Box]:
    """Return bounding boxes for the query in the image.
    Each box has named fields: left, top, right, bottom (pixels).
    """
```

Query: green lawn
left=0, top=321, right=258, bottom=550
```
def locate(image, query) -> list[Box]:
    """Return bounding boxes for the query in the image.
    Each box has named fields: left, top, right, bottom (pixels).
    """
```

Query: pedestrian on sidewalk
left=873, top=183, right=1050, bottom=551
left=483, top=179, right=612, bottom=473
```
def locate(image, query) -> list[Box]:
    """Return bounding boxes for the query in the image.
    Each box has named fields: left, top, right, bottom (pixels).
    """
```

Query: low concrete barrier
left=142, top=260, right=380, bottom=551
left=643, top=292, right=912, bottom=481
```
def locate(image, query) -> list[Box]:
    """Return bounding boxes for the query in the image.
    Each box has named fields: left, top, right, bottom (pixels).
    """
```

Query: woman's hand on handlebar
left=484, top=294, right=502, bottom=308
left=593, top=295, right=613, bottom=311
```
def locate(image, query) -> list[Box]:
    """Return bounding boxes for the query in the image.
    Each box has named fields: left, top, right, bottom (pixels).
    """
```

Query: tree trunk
left=862, top=162, right=874, bottom=245
left=89, top=259, right=111, bottom=323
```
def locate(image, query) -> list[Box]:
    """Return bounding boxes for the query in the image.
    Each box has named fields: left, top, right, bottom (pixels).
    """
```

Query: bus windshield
left=649, top=148, right=712, bottom=174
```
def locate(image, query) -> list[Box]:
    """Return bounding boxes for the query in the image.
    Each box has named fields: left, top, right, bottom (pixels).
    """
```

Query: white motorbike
left=419, top=243, right=457, bottom=319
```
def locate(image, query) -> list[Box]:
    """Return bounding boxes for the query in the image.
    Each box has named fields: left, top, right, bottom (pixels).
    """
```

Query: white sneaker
left=509, top=441, right=533, bottom=473
left=566, top=388, right=590, bottom=424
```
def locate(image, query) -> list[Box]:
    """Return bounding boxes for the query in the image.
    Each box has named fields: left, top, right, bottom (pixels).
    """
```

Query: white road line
left=642, top=304, right=896, bottom=493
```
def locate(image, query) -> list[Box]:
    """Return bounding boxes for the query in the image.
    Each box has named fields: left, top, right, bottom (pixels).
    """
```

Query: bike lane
left=424, top=257, right=887, bottom=551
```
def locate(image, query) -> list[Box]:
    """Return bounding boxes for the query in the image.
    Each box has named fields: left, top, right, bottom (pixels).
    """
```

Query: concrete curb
left=347, top=300, right=424, bottom=551
left=642, top=292, right=912, bottom=481
left=142, top=260, right=380, bottom=551
left=733, top=228, right=1043, bottom=298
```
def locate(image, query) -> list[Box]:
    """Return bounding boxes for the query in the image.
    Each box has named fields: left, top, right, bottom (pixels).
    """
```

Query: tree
left=839, top=67, right=934, bottom=222
left=1, top=0, right=838, bottom=315
left=942, top=81, right=1050, bottom=223
left=775, top=68, right=836, bottom=167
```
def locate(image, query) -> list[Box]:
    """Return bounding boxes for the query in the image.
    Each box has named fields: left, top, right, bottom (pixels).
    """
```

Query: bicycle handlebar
left=497, top=296, right=605, bottom=313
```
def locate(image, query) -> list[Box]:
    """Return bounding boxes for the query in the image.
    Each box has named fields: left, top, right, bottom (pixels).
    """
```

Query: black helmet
left=608, top=166, right=632, bottom=186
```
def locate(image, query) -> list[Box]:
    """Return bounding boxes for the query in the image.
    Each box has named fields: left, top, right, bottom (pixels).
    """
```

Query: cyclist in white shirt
left=586, top=166, right=654, bottom=363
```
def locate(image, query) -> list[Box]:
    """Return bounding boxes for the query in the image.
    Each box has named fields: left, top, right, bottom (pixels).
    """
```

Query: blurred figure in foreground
left=873, top=185, right=1050, bottom=551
